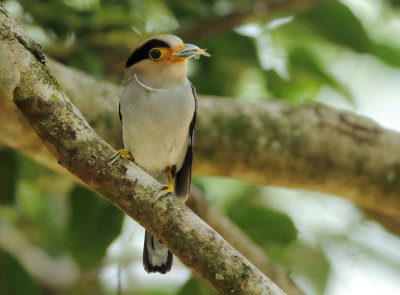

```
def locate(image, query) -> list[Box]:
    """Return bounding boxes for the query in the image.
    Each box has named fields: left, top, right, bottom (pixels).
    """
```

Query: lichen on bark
left=0, top=6, right=287, bottom=294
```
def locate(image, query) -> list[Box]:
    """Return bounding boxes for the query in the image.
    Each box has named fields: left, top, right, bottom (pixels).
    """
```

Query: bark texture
left=195, top=98, right=400, bottom=218
left=2, top=56, right=400, bottom=218
left=188, top=188, right=303, bottom=295
left=0, top=6, right=286, bottom=295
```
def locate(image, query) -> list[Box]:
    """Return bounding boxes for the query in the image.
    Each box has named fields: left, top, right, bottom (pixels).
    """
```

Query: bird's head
left=123, top=34, right=209, bottom=88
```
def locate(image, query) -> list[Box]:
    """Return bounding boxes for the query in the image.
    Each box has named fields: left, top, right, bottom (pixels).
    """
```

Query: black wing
left=119, top=102, right=122, bottom=124
left=175, top=85, right=197, bottom=200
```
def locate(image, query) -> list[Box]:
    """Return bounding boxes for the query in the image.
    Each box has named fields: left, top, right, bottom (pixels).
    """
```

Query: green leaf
left=15, top=155, right=70, bottom=254
left=284, top=241, right=331, bottom=295
left=0, top=148, right=17, bottom=205
left=177, top=276, right=213, bottom=295
left=68, top=48, right=105, bottom=78
left=66, top=185, right=123, bottom=268
left=300, top=1, right=400, bottom=67
left=290, top=47, right=352, bottom=101
left=300, top=2, right=370, bottom=52
left=263, top=45, right=354, bottom=103
left=0, top=251, right=42, bottom=295
left=227, top=196, right=298, bottom=254
left=264, top=45, right=353, bottom=103
left=140, top=288, right=177, bottom=295
left=190, top=31, right=259, bottom=97
left=370, top=43, right=400, bottom=67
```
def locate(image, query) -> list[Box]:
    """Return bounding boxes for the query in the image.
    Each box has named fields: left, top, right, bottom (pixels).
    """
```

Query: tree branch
left=0, top=50, right=301, bottom=294
left=196, top=98, right=400, bottom=218
left=0, top=6, right=286, bottom=294
left=0, top=30, right=301, bottom=294
left=188, top=188, right=303, bottom=295
left=2, top=54, right=400, bottom=218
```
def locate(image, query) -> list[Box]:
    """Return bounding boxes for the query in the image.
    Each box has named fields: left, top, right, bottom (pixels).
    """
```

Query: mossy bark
left=0, top=5, right=286, bottom=295
left=1, top=6, right=400, bottom=219
left=4, top=56, right=400, bottom=218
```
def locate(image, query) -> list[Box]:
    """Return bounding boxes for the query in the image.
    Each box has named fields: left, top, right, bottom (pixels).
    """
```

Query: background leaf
left=299, top=1, right=400, bottom=67
left=0, top=148, right=17, bottom=205
left=66, top=185, right=123, bottom=268
left=283, top=241, right=331, bottom=295
left=177, top=276, right=213, bottom=295
left=2, top=0, right=400, bottom=294
left=0, top=251, right=43, bottom=295
left=227, top=195, right=298, bottom=256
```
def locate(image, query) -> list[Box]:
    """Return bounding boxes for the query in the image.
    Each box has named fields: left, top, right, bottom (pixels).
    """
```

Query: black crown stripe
left=125, top=39, right=170, bottom=68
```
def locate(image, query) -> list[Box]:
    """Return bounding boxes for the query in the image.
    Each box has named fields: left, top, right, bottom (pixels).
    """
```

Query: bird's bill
left=172, top=43, right=211, bottom=59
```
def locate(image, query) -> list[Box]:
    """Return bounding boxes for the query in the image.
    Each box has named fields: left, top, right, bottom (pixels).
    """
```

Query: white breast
left=120, top=77, right=195, bottom=176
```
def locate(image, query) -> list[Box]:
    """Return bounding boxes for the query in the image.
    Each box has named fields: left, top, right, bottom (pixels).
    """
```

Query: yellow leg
left=108, top=149, right=134, bottom=165
left=162, top=166, right=175, bottom=193
left=157, top=166, right=175, bottom=199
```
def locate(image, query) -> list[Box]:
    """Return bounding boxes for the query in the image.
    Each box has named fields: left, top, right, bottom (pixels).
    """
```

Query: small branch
left=0, top=6, right=285, bottom=294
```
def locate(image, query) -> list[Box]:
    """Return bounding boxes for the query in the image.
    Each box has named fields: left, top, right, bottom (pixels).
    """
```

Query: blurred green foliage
left=0, top=149, right=17, bottom=205
left=2, top=0, right=400, bottom=294
left=300, top=2, right=400, bottom=67
left=227, top=196, right=298, bottom=251
left=285, top=242, right=331, bottom=295
left=0, top=151, right=124, bottom=294
left=177, top=276, right=213, bottom=295
left=7, top=0, right=400, bottom=102
left=0, top=251, right=43, bottom=295
left=67, top=185, right=123, bottom=268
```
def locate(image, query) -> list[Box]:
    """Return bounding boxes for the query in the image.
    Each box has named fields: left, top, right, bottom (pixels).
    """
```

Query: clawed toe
left=108, top=149, right=134, bottom=165
left=157, top=190, right=169, bottom=199
left=108, top=152, right=120, bottom=165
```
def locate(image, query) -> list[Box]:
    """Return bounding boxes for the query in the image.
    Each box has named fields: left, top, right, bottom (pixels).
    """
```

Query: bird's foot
left=157, top=181, right=174, bottom=199
left=162, top=182, right=175, bottom=193
left=108, top=149, right=134, bottom=165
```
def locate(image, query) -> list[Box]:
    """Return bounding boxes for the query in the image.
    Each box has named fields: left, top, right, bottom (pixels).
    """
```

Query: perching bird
left=110, top=35, right=210, bottom=274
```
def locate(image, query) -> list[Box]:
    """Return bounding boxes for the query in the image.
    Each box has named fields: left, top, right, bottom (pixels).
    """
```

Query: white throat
left=127, top=58, right=188, bottom=90
left=134, top=73, right=166, bottom=92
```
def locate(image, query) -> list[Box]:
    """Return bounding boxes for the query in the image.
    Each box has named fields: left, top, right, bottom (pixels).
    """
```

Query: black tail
left=143, top=230, right=173, bottom=274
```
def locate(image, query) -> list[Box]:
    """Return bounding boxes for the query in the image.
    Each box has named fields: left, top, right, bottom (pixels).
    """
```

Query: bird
left=110, top=34, right=210, bottom=274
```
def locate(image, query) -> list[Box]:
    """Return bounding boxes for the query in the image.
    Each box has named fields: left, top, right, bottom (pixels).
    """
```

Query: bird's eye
left=149, top=48, right=162, bottom=60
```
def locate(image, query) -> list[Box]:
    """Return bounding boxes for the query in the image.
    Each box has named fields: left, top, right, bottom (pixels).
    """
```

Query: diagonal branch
left=2, top=55, right=400, bottom=218
left=0, top=6, right=285, bottom=294
left=0, top=38, right=302, bottom=294
left=188, top=188, right=303, bottom=295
